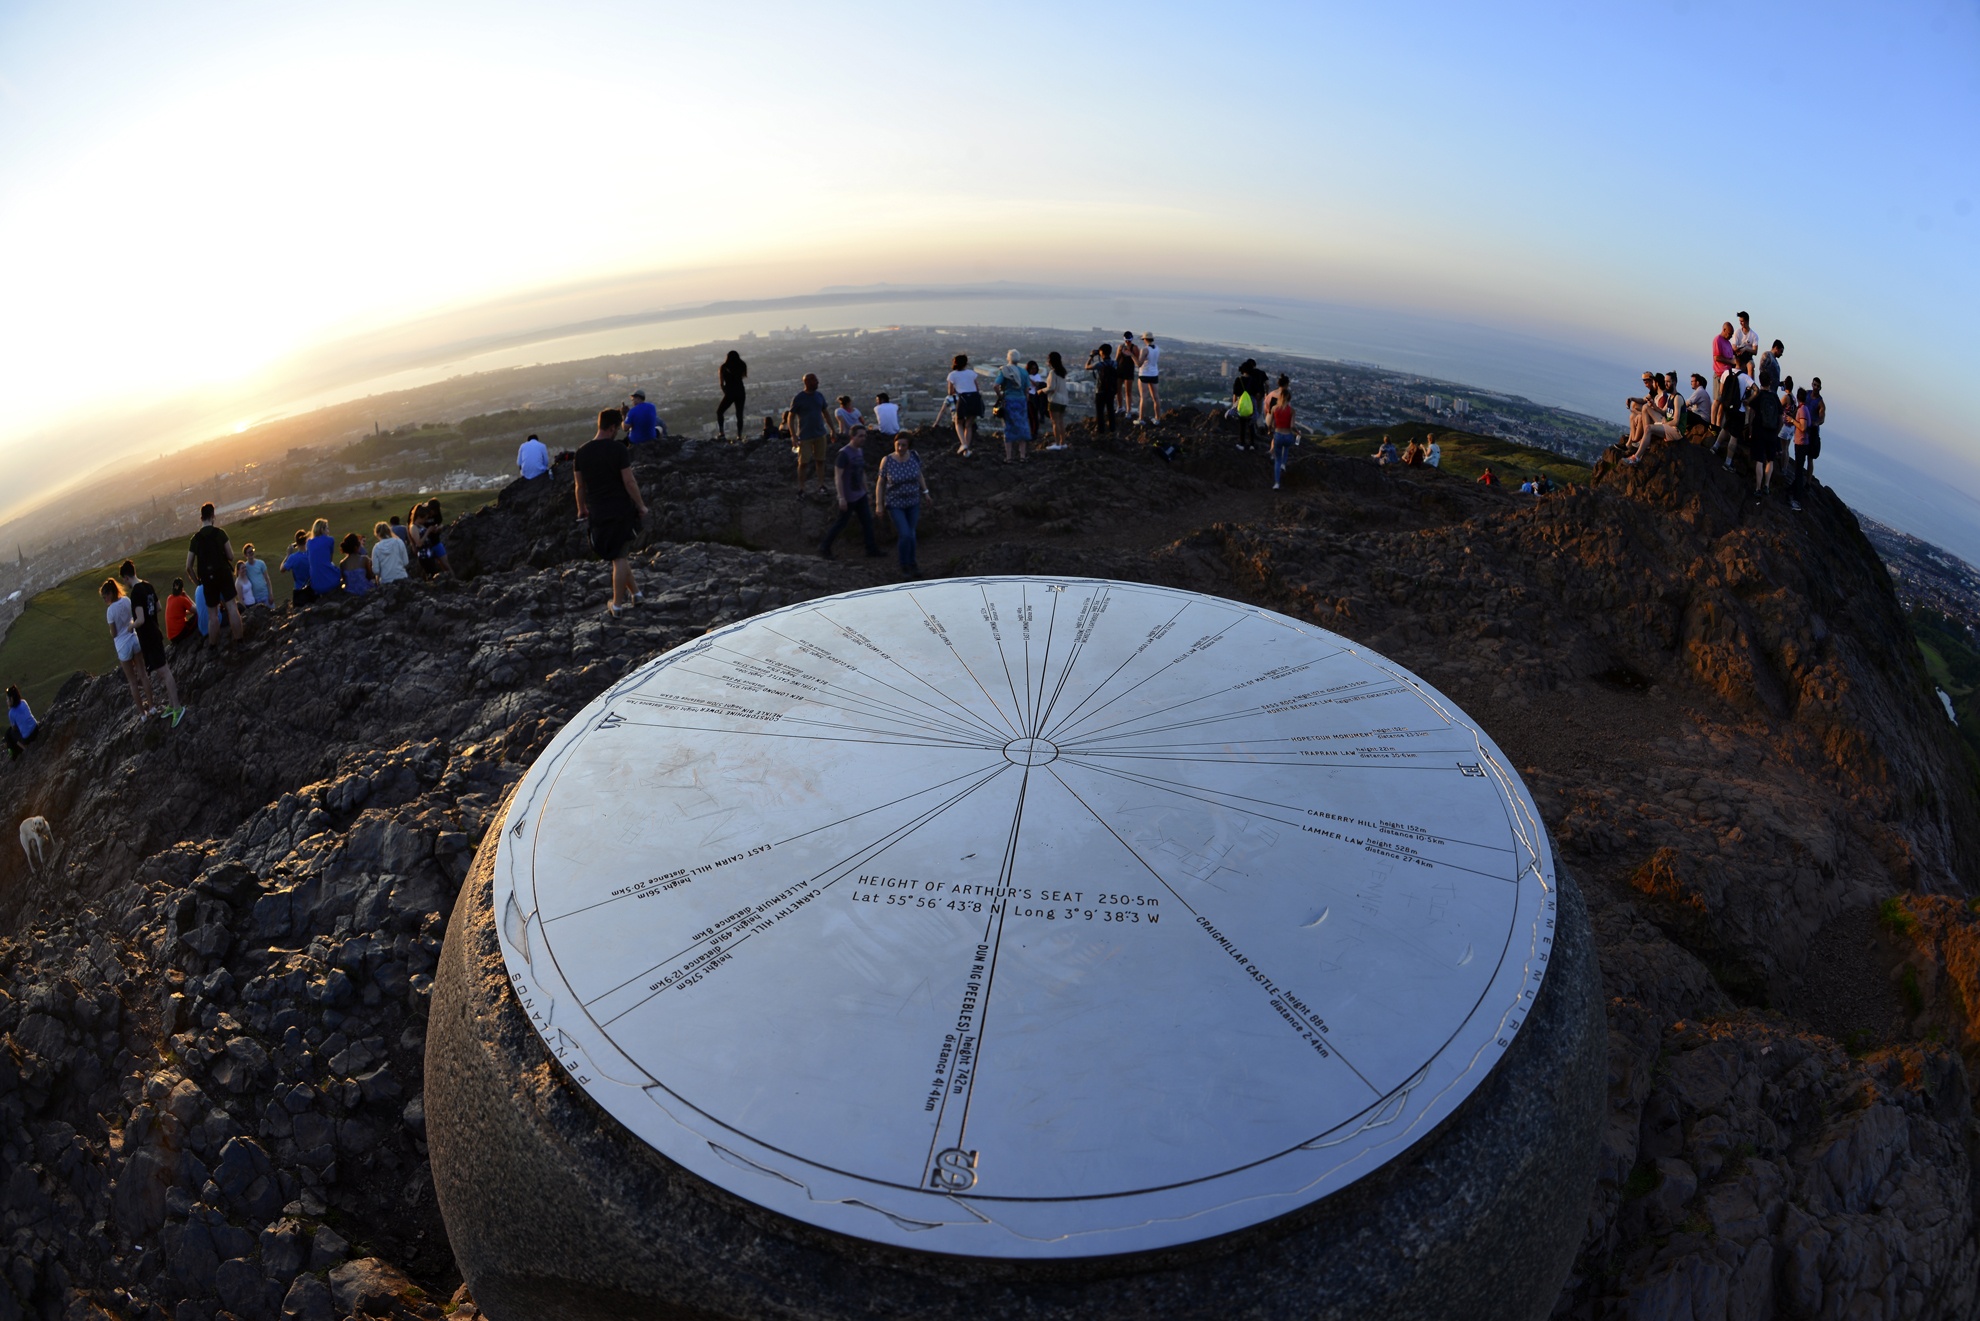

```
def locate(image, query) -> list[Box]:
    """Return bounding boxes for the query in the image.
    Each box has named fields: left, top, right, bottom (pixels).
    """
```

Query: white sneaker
left=1272, top=482, right=1281, bottom=490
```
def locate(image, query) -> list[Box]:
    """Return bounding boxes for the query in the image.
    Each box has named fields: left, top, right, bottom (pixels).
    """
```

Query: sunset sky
left=1, top=1, right=1976, bottom=533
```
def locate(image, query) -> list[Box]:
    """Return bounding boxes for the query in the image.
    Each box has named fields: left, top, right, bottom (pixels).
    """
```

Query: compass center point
left=1003, top=737, right=1059, bottom=767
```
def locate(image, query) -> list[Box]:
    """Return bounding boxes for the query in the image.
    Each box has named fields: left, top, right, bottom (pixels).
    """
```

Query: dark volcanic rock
left=0, top=413, right=1973, bottom=1318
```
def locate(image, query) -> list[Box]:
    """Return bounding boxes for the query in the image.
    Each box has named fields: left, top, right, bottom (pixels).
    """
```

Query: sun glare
left=232, top=420, right=249, bottom=433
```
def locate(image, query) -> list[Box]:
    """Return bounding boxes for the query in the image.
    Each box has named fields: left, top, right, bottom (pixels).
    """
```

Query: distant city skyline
left=1, top=1, right=1975, bottom=544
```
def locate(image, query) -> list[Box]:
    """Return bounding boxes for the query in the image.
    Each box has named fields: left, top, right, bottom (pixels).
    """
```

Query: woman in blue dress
left=996, top=351, right=1032, bottom=464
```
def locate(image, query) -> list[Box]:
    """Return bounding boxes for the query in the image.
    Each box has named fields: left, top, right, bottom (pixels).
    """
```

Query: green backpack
left=1236, top=392, right=1255, bottom=418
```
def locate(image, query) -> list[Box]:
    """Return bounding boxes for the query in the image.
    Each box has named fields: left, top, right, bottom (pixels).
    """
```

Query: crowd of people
left=1, top=496, right=465, bottom=744
left=1619, top=310, right=1826, bottom=512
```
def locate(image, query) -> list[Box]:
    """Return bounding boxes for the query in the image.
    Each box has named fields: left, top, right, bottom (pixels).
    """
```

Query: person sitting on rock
left=517, top=432, right=552, bottom=480
left=279, top=531, right=313, bottom=607
left=339, top=533, right=373, bottom=596
left=165, top=578, right=196, bottom=641
left=1425, top=436, right=1441, bottom=468
left=1402, top=440, right=1425, bottom=467
left=5, top=685, right=37, bottom=760
left=370, top=521, right=410, bottom=585
left=1372, top=436, right=1398, bottom=466
left=1477, top=466, right=1499, bottom=487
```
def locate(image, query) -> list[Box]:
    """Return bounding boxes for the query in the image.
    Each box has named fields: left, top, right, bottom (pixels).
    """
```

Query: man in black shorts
left=184, top=502, right=244, bottom=650
left=120, top=560, right=184, bottom=724
left=574, top=408, right=649, bottom=619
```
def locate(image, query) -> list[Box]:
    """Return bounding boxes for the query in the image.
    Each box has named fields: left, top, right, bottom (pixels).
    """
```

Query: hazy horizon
left=3, top=1, right=1976, bottom=555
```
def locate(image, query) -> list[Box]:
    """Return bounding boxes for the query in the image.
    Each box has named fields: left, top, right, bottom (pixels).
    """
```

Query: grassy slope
left=1314, top=423, right=1596, bottom=486
left=1910, top=610, right=1980, bottom=784
left=0, top=489, right=498, bottom=712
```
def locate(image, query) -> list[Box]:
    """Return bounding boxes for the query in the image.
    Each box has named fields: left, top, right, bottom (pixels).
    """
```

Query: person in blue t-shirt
left=624, top=390, right=666, bottom=444
left=305, top=518, right=341, bottom=595
left=279, top=529, right=315, bottom=606
left=5, top=685, right=36, bottom=759
left=192, top=583, right=210, bottom=637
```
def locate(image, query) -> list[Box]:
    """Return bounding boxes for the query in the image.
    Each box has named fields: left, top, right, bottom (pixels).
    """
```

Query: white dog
left=19, top=816, right=51, bottom=868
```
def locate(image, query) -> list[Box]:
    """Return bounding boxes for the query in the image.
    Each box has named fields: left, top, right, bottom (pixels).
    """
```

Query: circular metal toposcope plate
left=491, top=577, right=1557, bottom=1258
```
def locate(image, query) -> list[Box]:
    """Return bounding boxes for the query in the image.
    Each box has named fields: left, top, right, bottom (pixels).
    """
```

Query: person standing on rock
left=1790, top=386, right=1821, bottom=510
left=1757, top=340, right=1783, bottom=394
left=1745, top=375, right=1782, bottom=504
left=1115, top=332, right=1141, bottom=420
left=791, top=373, right=833, bottom=494
left=624, top=390, right=666, bottom=445
left=517, top=432, right=551, bottom=480
left=874, top=433, right=931, bottom=578
left=820, top=427, right=881, bottom=560
left=945, top=355, right=982, bottom=458
left=1040, top=353, right=1071, bottom=451
left=716, top=351, right=749, bottom=441
left=121, top=560, right=183, bottom=724
left=1712, top=354, right=1752, bottom=468
left=101, top=579, right=153, bottom=716
left=575, top=407, right=649, bottom=620
left=1731, top=312, right=1760, bottom=363
left=1085, top=344, right=1119, bottom=437
left=1711, top=321, right=1736, bottom=380
left=370, top=521, right=410, bottom=584
left=1135, top=333, right=1162, bottom=426
left=185, top=503, right=244, bottom=651
left=995, top=351, right=1032, bottom=463
left=1268, top=393, right=1297, bottom=490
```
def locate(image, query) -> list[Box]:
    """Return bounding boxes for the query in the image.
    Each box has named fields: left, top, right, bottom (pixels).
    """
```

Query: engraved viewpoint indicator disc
left=491, top=578, right=1556, bottom=1258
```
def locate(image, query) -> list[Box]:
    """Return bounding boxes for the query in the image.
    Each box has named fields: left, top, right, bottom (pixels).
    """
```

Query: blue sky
left=0, top=1, right=1975, bottom=532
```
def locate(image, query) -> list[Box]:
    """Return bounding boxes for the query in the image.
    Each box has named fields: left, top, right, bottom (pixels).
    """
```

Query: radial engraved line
left=541, top=760, right=1011, bottom=926
left=1051, top=752, right=1512, bottom=852
left=707, top=641, right=996, bottom=743
left=1041, top=605, right=1256, bottom=743
left=1036, top=599, right=1192, bottom=740
left=905, top=591, right=1020, bottom=737
left=1058, top=757, right=1521, bottom=887
left=1043, top=766, right=1381, bottom=1093
left=612, top=716, right=1000, bottom=753
left=756, top=626, right=999, bottom=743
left=662, top=660, right=994, bottom=744
left=585, top=762, right=1014, bottom=1017
left=924, top=756, right=1034, bottom=1181
left=811, top=608, right=1012, bottom=742
left=1057, top=686, right=1408, bottom=750
left=1032, top=587, right=1111, bottom=738
left=1047, top=651, right=1352, bottom=747
left=979, top=585, right=1027, bottom=733
left=1026, top=587, right=1064, bottom=738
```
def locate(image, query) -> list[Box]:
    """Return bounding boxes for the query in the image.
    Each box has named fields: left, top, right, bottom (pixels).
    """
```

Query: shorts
left=796, top=437, right=826, bottom=463
left=114, top=632, right=140, bottom=664
left=201, top=572, right=237, bottom=605
left=139, top=627, right=167, bottom=673
left=588, top=513, right=639, bottom=561
left=419, top=540, right=447, bottom=561
left=1749, top=431, right=1779, bottom=464
left=955, top=392, right=984, bottom=420
left=1140, top=374, right=1160, bottom=384
left=292, top=584, right=317, bottom=607
left=1802, top=434, right=1821, bottom=460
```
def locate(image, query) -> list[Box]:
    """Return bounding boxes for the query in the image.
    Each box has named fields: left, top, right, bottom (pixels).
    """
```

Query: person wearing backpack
left=1230, top=358, right=1263, bottom=449
left=1745, top=375, right=1783, bottom=503
left=1712, top=353, right=1752, bottom=468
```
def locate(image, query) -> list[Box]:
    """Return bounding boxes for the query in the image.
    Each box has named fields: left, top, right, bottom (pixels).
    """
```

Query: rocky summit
left=0, top=413, right=1975, bottom=1321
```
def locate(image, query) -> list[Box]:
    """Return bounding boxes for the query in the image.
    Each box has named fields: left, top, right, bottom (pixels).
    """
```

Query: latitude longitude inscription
left=492, top=577, right=1556, bottom=1258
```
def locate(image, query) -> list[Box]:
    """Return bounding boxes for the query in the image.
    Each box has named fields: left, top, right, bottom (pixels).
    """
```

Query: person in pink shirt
left=1711, top=322, right=1736, bottom=380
